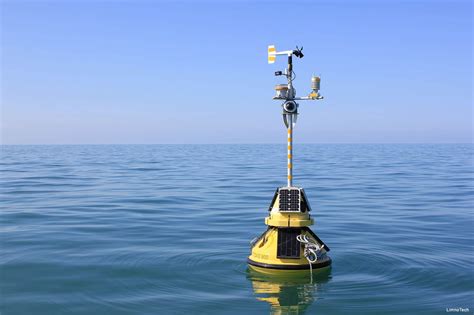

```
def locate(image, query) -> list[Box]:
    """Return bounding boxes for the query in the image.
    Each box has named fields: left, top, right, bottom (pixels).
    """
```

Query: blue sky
left=1, top=0, right=472, bottom=144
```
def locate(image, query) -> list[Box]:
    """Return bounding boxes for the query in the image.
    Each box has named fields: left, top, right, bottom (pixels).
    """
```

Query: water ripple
left=1, top=144, right=473, bottom=314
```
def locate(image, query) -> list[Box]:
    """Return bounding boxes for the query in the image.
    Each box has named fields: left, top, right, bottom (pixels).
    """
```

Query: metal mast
left=287, top=114, right=293, bottom=187
left=268, top=45, right=323, bottom=187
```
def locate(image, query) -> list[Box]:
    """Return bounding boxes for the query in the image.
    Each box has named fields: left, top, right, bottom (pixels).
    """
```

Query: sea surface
left=1, top=144, right=473, bottom=315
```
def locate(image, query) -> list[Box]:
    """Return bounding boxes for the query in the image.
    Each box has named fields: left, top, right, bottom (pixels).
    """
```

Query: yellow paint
left=265, top=215, right=313, bottom=227
left=288, top=163, right=292, bottom=168
left=287, top=154, right=292, bottom=158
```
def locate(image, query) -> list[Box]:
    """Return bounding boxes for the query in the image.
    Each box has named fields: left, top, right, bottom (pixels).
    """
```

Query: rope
left=296, top=234, right=323, bottom=283
left=250, top=237, right=258, bottom=246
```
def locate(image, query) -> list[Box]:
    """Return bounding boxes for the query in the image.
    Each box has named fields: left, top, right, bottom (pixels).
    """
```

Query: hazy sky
left=1, top=0, right=472, bottom=144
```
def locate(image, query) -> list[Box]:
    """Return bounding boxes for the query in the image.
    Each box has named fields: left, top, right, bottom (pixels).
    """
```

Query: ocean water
left=1, top=144, right=473, bottom=315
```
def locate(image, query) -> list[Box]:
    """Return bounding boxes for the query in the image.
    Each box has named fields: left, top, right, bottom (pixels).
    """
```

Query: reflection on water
left=246, top=267, right=332, bottom=315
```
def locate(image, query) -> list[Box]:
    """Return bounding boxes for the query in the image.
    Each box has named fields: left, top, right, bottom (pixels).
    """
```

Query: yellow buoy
left=248, top=188, right=331, bottom=271
left=248, top=45, right=330, bottom=272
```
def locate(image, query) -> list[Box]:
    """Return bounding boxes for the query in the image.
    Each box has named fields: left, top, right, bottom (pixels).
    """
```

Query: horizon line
left=1, top=142, right=473, bottom=146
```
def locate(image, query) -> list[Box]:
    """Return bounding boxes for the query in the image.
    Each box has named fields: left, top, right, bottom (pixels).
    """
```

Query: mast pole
left=287, top=114, right=293, bottom=187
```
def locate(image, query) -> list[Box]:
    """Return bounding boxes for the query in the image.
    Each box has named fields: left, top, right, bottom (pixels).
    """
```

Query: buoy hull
left=248, top=226, right=331, bottom=271
left=248, top=187, right=331, bottom=272
left=247, top=256, right=332, bottom=270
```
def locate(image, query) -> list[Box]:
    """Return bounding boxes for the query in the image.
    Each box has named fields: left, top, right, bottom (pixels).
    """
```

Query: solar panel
left=277, top=228, right=301, bottom=258
left=279, top=188, right=301, bottom=212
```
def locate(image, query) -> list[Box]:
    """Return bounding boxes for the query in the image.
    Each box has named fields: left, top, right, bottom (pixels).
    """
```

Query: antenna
left=269, top=44, right=324, bottom=187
